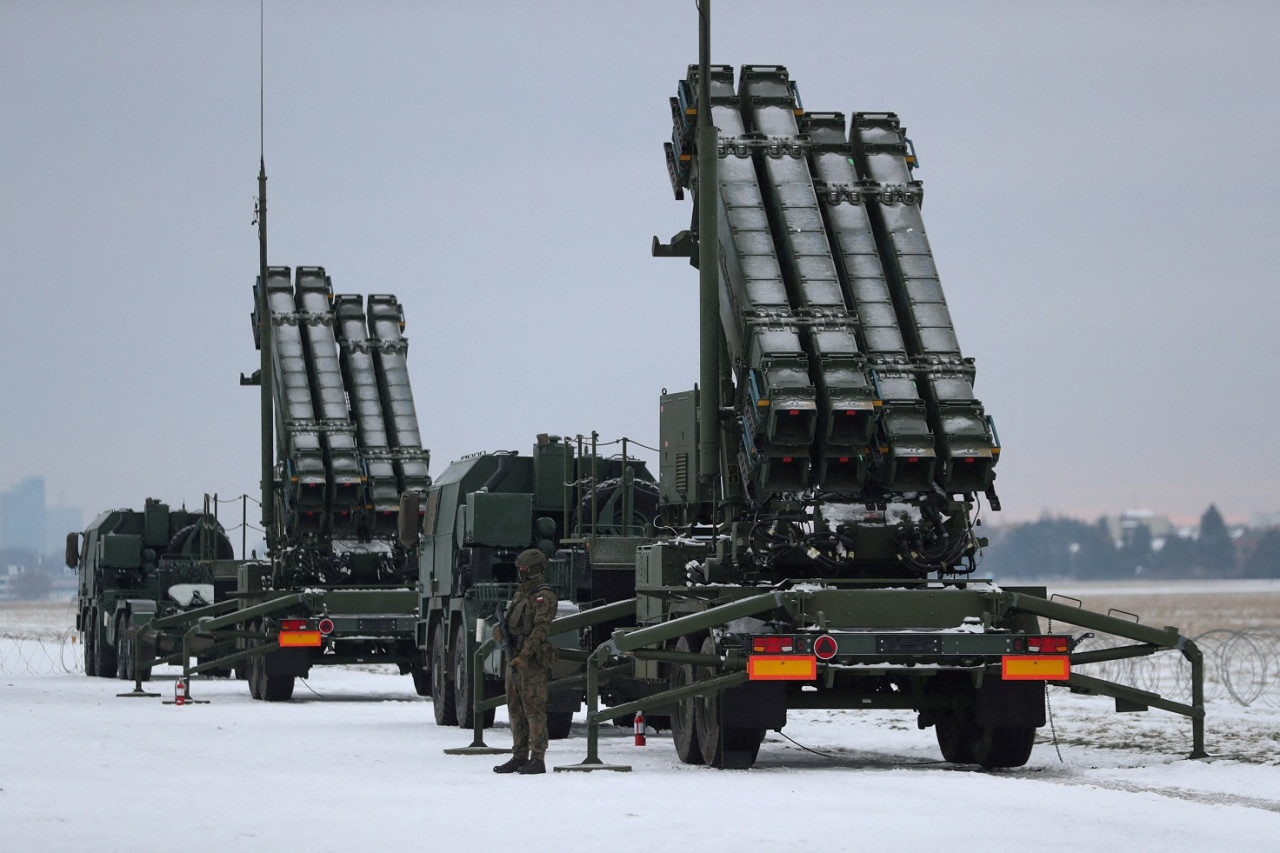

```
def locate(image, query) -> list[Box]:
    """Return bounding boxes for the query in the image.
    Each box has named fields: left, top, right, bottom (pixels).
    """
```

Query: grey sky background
left=2, top=1, right=1277, bottom=535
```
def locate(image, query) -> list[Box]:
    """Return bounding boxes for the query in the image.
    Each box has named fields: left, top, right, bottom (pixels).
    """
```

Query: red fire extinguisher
left=634, top=710, right=646, bottom=746
left=175, top=678, right=187, bottom=706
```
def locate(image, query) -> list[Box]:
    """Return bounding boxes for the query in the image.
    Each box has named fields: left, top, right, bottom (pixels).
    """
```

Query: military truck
left=411, top=433, right=657, bottom=736
left=544, top=8, right=1205, bottom=771
left=70, top=168, right=434, bottom=702
left=69, top=498, right=237, bottom=681
left=231, top=260, right=431, bottom=701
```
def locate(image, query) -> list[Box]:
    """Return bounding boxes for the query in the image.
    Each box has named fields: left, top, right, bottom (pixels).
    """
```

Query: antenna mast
left=256, top=0, right=275, bottom=556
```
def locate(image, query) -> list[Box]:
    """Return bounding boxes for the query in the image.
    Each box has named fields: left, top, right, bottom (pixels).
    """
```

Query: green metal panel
left=101, top=534, right=142, bottom=569
left=532, top=438, right=572, bottom=513
left=143, top=501, right=169, bottom=548
left=465, top=492, right=532, bottom=547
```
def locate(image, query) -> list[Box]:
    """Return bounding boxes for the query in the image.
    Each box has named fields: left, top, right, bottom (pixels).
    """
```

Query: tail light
left=1018, top=630, right=1070, bottom=650
left=752, top=636, right=796, bottom=654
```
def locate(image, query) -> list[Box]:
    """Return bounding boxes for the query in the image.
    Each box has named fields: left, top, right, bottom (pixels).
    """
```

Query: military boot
left=516, top=757, right=546, bottom=775
left=493, top=754, right=528, bottom=774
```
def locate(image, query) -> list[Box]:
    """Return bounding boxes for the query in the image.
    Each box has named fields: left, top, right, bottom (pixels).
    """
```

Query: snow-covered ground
left=3, top=646, right=1279, bottom=849
left=4, top=593, right=1278, bottom=849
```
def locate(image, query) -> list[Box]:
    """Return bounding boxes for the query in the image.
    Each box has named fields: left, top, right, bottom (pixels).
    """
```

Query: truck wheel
left=971, top=724, right=1036, bottom=769
left=431, top=622, right=457, bottom=726
left=410, top=652, right=431, bottom=697
left=246, top=619, right=265, bottom=700
left=695, top=636, right=764, bottom=769
left=83, top=617, right=97, bottom=677
left=547, top=711, right=573, bottom=740
left=93, top=613, right=117, bottom=678
left=453, top=621, right=495, bottom=729
left=670, top=635, right=704, bottom=765
left=934, top=710, right=977, bottom=764
left=261, top=673, right=295, bottom=702
left=115, top=615, right=129, bottom=680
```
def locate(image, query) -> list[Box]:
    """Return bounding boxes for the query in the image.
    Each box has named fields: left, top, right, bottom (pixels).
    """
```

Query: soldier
left=493, top=548, right=559, bottom=775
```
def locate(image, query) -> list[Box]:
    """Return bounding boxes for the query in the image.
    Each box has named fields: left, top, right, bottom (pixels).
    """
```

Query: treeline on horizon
left=980, top=504, right=1280, bottom=580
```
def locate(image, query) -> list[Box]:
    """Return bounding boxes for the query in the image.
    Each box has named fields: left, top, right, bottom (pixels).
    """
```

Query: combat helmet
left=515, top=548, right=548, bottom=577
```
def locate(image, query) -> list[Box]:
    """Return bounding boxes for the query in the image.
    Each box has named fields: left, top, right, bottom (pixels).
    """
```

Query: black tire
left=246, top=619, right=264, bottom=700
left=115, top=615, right=129, bottom=680
left=670, top=635, right=704, bottom=765
left=247, top=651, right=262, bottom=700
left=935, top=711, right=977, bottom=764
left=547, top=711, right=573, bottom=740
left=453, top=621, right=495, bottom=729
left=694, top=636, right=763, bottom=768
left=971, top=724, right=1036, bottom=769
left=93, top=612, right=117, bottom=679
left=575, top=477, right=660, bottom=537
left=167, top=522, right=235, bottom=560
left=410, top=653, right=431, bottom=697
left=431, top=621, right=457, bottom=726
left=83, top=615, right=97, bottom=677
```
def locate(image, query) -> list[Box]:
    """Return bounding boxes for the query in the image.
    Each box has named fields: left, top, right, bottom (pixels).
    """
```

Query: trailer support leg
left=116, top=625, right=159, bottom=699
left=554, top=647, right=630, bottom=772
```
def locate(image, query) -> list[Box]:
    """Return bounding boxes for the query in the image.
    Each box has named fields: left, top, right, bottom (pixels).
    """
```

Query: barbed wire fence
left=2, top=622, right=1277, bottom=707
left=0, top=627, right=84, bottom=676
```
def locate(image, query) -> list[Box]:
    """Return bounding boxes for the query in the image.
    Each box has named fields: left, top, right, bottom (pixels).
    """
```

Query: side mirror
left=65, top=531, right=81, bottom=569
left=397, top=491, right=420, bottom=549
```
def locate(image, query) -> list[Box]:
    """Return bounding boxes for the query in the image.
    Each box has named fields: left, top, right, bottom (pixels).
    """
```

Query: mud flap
left=975, top=678, right=1044, bottom=728
left=723, top=681, right=787, bottom=729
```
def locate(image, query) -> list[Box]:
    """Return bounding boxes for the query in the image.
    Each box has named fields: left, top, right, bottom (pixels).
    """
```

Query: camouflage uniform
left=494, top=549, right=558, bottom=774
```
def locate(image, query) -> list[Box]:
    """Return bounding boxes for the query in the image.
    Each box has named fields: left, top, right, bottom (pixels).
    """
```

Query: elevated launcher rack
left=115, top=258, right=432, bottom=700
left=448, top=57, right=1205, bottom=770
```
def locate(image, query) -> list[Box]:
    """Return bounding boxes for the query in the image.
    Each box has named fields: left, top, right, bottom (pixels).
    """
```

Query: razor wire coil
left=1, top=625, right=1277, bottom=708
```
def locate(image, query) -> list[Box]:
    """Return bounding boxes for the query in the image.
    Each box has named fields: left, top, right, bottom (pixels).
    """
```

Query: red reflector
left=908, top=456, right=919, bottom=462
left=278, top=631, right=322, bottom=648
left=1002, top=655, right=1070, bottom=681
left=317, top=618, right=334, bottom=635
left=789, top=409, right=799, bottom=415
left=839, top=457, right=849, bottom=463
left=813, top=635, right=838, bottom=660
left=782, top=457, right=793, bottom=463
left=280, top=619, right=309, bottom=631
left=964, top=457, right=975, bottom=463
left=845, top=410, right=856, bottom=416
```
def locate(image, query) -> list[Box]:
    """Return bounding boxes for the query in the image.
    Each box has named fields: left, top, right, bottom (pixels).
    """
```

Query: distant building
left=0, top=476, right=46, bottom=555
left=1103, top=509, right=1173, bottom=548
left=45, top=506, right=83, bottom=557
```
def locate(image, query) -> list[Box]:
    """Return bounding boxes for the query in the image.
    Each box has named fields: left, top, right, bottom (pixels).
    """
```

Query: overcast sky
left=2, top=1, right=1277, bottom=534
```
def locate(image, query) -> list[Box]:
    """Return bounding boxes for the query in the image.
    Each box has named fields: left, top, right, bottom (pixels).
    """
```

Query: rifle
left=496, top=602, right=519, bottom=685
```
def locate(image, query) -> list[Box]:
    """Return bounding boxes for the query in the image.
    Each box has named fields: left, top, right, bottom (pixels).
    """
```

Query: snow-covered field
left=3, top=593, right=1279, bottom=851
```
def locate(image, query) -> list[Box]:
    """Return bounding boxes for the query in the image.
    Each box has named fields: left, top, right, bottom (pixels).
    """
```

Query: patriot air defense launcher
left=515, top=5, right=1206, bottom=772
left=83, top=163, right=434, bottom=701
left=231, top=179, right=432, bottom=699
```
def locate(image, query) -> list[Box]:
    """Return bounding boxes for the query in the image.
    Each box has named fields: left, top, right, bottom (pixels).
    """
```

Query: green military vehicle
left=538, top=7, right=1206, bottom=771
left=69, top=498, right=237, bottom=681
left=73, top=167, right=435, bottom=701
left=231, top=257, right=431, bottom=701
left=411, top=433, right=657, bottom=736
